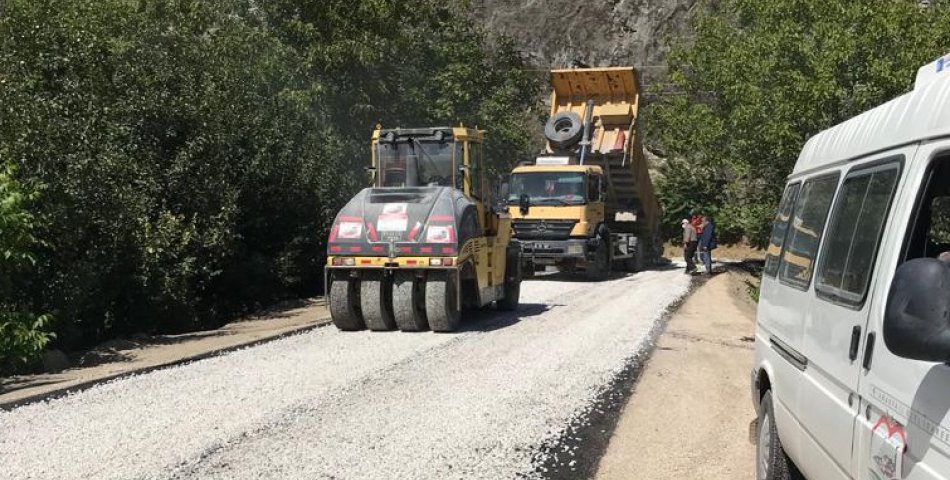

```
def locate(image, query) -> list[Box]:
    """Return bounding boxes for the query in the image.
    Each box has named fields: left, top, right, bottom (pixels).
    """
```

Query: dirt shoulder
left=1, top=299, right=330, bottom=409
left=595, top=269, right=758, bottom=480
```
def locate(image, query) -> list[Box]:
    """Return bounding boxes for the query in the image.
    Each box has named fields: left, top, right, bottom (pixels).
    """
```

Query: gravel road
left=0, top=268, right=690, bottom=480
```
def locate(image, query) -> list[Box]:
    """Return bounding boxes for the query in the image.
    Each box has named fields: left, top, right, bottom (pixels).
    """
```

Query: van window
left=779, top=173, right=840, bottom=289
left=902, top=155, right=950, bottom=262
left=764, top=183, right=801, bottom=277
left=817, top=164, right=900, bottom=305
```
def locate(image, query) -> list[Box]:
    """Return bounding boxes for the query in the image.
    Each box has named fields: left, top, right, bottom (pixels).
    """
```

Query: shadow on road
left=457, top=302, right=552, bottom=333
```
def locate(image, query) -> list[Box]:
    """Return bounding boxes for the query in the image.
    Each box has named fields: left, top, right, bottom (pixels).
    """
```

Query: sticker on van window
left=869, top=416, right=906, bottom=480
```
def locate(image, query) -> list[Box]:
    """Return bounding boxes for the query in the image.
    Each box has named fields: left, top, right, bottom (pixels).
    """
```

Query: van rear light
left=329, top=245, right=343, bottom=253
left=331, top=257, right=356, bottom=266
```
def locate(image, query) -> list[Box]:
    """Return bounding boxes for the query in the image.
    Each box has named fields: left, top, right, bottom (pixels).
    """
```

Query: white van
left=752, top=54, right=950, bottom=480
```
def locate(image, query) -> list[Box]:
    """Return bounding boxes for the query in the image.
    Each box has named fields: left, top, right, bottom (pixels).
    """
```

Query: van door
left=854, top=145, right=950, bottom=480
left=766, top=172, right=841, bottom=471
left=757, top=182, right=804, bottom=456
left=802, top=154, right=906, bottom=479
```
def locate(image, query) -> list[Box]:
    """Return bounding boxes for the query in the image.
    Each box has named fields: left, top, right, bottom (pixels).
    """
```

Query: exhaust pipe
left=578, top=99, right=595, bottom=165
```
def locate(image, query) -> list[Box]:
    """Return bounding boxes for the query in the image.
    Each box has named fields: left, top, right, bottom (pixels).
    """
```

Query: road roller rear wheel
left=425, top=271, right=460, bottom=332
left=329, top=274, right=365, bottom=331
left=361, top=272, right=396, bottom=331
left=392, top=271, right=428, bottom=331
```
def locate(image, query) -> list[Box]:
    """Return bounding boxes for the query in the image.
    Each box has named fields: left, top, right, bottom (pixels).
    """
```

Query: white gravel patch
left=0, top=269, right=690, bottom=480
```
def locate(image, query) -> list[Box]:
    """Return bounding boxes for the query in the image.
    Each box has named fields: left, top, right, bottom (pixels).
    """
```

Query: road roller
left=325, top=126, right=522, bottom=332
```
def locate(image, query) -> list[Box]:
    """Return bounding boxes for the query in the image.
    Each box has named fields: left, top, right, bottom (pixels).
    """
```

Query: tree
left=0, top=165, right=52, bottom=374
left=0, top=0, right=540, bottom=359
left=649, top=0, right=950, bottom=246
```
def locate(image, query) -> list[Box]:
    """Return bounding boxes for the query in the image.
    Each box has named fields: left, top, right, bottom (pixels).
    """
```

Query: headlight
left=567, top=244, right=584, bottom=255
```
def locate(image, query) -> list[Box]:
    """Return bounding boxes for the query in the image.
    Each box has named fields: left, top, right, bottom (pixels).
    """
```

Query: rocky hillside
left=472, top=0, right=706, bottom=85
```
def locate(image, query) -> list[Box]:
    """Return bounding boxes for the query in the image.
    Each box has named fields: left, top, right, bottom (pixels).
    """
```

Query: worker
left=699, top=216, right=717, bottom=275
left=682, top=219, right=698, bottom=274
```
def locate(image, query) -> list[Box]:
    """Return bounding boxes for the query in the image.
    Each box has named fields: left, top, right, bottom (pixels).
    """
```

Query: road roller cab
left=326, top=126, right=522, bottom=332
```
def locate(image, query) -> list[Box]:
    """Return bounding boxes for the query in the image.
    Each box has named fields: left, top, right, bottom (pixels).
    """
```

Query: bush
left=0, top=165, right=53, bottom=374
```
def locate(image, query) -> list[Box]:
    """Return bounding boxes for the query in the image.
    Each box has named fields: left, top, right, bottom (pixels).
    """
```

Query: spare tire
left=544, top=111, right=584, bottom=150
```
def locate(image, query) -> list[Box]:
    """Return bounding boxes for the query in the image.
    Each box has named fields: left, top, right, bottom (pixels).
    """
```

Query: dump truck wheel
left=392, top=271, right=429, bottom=331
left=634, top=239, right=646, bottom=271
left=544, top=111, right=584, bottom=149
left=360, top=272, right=397, bottom=331
left=329, top=275, right=365, bottom=331
left=498, top=249, right=522, bottom=311
left=623, top=238, right=646, bottom=272
left=425, top=271, right=460, bottom=332
left=586, top=241, right=610, bottom=281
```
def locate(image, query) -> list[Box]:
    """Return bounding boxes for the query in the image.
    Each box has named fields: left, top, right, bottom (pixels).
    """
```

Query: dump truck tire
left=586, top=239, right=610, bottom=281
left=544, top=111, right=584, bottom=149
left=360, top=272, right=397, bottom=331
left=623, top=237, right=646, bottom=272
left=329, top=276, right=365, bottom=331
left=497, top=249, right=522, bottom=311
left=393, top=271, right=429, bottom=331
left=425, top=271, right=460, bottom=332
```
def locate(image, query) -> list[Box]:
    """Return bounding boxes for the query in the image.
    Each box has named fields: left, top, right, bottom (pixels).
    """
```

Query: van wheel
left=757, top=391, right=792, bottom=480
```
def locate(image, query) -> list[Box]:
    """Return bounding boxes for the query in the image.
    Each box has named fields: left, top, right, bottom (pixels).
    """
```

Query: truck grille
left=512, top=219, right=577, bottom=240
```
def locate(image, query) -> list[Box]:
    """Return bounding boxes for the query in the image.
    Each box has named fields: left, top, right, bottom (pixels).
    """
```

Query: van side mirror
left=883, top=258, right=950, bottom=363
left=498, top=182, right=510, bottom=202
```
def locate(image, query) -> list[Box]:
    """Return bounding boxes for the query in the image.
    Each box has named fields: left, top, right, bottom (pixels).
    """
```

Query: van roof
left=793, top=57, right=950, bottom=177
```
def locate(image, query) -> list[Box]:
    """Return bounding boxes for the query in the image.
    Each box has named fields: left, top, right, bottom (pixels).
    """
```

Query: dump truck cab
left=326, top=126, right=521, bottom=333
left=508, top=162, right=607, bottom=264
left=509, top=67, right=661, bottom=280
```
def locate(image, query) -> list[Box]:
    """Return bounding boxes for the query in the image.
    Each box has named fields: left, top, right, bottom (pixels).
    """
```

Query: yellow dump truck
left=326, top=126, right=522, bottom=332
left=506, top=67, right=661, bottom=279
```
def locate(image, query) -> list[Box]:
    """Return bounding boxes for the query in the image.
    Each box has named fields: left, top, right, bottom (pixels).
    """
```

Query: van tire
left=544, top=112, right=584, bottom=149
left=757, top=391, right=793, bottom=480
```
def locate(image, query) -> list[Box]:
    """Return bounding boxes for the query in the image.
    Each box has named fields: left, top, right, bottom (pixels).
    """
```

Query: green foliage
left=0, top=0, right=540, bottom=357
left=649, top=0, right=950, bottom=246
left=0, top=165, right=53, bottom=374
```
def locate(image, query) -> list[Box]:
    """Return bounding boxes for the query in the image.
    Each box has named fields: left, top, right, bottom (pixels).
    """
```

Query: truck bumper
left=519, top=238, right=593, bottom=264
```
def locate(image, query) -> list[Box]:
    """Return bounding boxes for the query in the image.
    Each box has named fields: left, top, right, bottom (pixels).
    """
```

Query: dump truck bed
left=549, top=67, right=660, bottom=235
